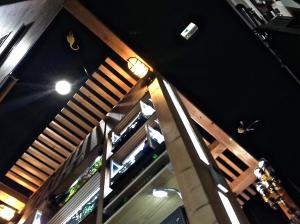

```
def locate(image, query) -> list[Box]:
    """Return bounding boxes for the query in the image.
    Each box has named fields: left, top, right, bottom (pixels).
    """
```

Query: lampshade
left=127, top=57, right=149, bottom=78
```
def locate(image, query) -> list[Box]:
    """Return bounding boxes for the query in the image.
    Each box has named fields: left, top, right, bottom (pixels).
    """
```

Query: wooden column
left=148, top=75, right=249, bottom=224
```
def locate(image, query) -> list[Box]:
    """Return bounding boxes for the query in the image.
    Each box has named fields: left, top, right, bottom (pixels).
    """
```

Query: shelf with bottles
left=110, top=95, right=156, bottom=154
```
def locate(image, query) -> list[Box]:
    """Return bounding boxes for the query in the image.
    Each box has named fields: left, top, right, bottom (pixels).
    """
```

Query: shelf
left=103, top=150, right=169, bottom=219
left=108, top=113, right=158, bottom=164
left=112, top=93, right=151, bottom=134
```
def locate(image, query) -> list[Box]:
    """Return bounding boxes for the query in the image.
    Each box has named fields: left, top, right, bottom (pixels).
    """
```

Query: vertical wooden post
left=95, top=121, right=113, bottom=224
left=148, top=75, right=249, bottom=224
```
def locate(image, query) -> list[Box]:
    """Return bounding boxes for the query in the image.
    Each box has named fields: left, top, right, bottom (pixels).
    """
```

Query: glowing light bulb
left=152, top=189, right=168, bottom=198
left=127, top=57, right=149, bottom=78
left=55, top=80, right=71, bottom=95
left=0, top=204, right=15, bottom=221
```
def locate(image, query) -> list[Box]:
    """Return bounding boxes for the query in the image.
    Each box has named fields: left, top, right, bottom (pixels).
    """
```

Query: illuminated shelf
left=104, top=150, right=169, bottom=220
left=109, top=113, right=157, bottom=163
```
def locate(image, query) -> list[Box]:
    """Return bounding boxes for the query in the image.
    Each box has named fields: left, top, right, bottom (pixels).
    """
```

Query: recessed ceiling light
left=55, top=80, right=71, bottom=95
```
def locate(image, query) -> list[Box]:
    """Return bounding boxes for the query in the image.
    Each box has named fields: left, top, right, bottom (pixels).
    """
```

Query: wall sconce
left=127, top=57, right=149, bottom=78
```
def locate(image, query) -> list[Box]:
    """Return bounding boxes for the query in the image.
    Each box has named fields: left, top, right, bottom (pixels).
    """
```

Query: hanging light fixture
left=127, top=57, right=149, bottom=78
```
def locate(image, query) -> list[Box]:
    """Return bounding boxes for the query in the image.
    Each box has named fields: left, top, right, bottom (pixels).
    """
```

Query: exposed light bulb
left=55, top=80, right=71, bottom=95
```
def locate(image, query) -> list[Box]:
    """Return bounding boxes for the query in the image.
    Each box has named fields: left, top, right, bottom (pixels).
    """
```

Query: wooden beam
left=0, top=182, right=28, bottom=205
left=44, top=127, right=77, bottom=152
left=231, top=167, right=257, bottom=195
left=5, top=171, right=38, bottom=193
left=11, top=165, right=43, bottom=187
left=55, top=114, right=87, bottom=138
left=67, top=101, right=99, bottom=125
left=179, top=93, right=258, bottom=168
left=16, top=159, right=49, bottom=181
left=0, top=76, right=18, bottom=103
left=64, top=0, right=152, bottom=71
left=73, top=94, right=104, bottom=119
left=86, top=80, right=118, bottom=105
left=104, top=58, right=137, bottom=86
left=37, top=134, right=71, bottom=158
left=49, top=121, right=82, bottom=145
left=21, top=153, right=55, bottom=175
left=99, top=64, right=131, bottom=92
left=27, top=146, right=61, bottom=169
left=80, top=86, right=111, bottom=112
left=92, top=72, right=124, bottom=99
left=219, top=154, right=244, bottom=174
left=149, top=77, right=249, bottom=224
left=208, top=141, right=227, bottom=158
left=61, top=108, right=93, bottom=132
left=33, top=140, right=66, bottom=164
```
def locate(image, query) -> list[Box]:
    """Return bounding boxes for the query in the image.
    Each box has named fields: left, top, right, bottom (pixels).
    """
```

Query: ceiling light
left=55, top=80, right=71, bottom=95
left=0, top=204, right=16, bottom=221
left=152, top=189, right=168, bottom=198
left=127, top=57, right=149, bottom=78
left=181, top=22, right=198, bottom=40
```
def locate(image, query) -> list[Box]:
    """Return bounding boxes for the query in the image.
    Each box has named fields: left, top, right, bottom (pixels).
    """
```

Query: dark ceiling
left=0, top=0, right=299, bottom=222
left=79, top=0, right=300, bottom=190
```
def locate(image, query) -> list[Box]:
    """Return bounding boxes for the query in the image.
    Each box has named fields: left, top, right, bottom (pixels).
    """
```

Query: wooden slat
left=64, top=0, right=152, bottom=71
left=80, top=86, right=111, bottom=112
left=67, top=101, right=98, bottom=125
left=6, top=171, right=38, bottom=192
left=246, top=187, right=256, bottom=196
left=237, top=198, right=245, bottom=206
left=0, top=77, right=18, bottom=103
left=240, top=192, right=250, bottom=201
left=105, top=58, right=137, bottom=85
left=99, top=64, right=130, bottom=92
left=92, top=72, right=124, bottom=98
left=86, top=80, right=118, bottom=105
left=44, top=127, right=77, bottom=151
left=61, top=108, right=93, bottom=132
left=231, top=167, right=257, bottom=195
left=21, top=153, right=55, bottom=175
left=73, top=94, right=104, bottom=119
left=219, top=154, right=243, bottom=174
left=55, top=114, right=87, bottom=138
left=216, top=161, right=237, bottom=181
left=180, top=93, right=258, bottom=168
left=49, top=121, right=82, bottom=145
left=209, top=141, right=227, bottom=158
left=11, top=165, right=43, bottom=187
left=38, top=134, right=71, bottom=158
left=32, top=140, right=66, bottom=164
left=16, top=160, right=49, bottom=181
left=27, top=146, right=60, bottom=169
left=0, top=182, right=28, bottom=205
